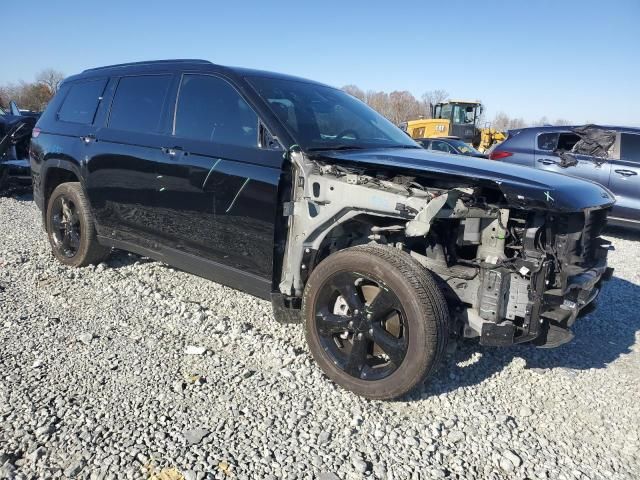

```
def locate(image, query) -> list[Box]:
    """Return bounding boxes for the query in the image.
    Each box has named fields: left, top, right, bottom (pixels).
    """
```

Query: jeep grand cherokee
left=30, top=59, right=614, bottom=399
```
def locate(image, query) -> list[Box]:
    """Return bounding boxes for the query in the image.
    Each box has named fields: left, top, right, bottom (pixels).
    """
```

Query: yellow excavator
left=403, top=100, right=506, bottom=153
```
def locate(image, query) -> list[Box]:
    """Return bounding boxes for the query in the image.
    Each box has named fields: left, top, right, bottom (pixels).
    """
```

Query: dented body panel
left=318, top=148, right=615, bottom=212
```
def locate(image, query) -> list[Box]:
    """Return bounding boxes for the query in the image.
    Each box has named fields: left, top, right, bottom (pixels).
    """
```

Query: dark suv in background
left=490, top=125, right=640, bottom=229
left=30, top=60, right=614, bottom=399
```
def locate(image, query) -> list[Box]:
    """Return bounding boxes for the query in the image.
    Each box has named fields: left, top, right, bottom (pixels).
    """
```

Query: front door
left=85, top=73, right=175, bottom=247
left=155, top=73, right=282, bottom=279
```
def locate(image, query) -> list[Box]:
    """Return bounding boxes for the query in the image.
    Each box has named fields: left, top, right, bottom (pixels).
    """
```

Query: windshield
left=247, top=76, right=419, bottom=151
left=0, top=106, right=5, bottom=116
left=448, top=138, right=483, bottom=155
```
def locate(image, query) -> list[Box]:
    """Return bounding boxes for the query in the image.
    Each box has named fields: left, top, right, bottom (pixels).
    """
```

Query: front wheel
left=303, top=244, right=449, bottom=400
left=46, top=182, right=111, bottom=267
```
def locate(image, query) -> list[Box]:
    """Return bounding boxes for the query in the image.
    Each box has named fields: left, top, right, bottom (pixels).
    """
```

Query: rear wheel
left=46, top=182, right=110, bottom=267
left=303, top=244, right=449, bottom=399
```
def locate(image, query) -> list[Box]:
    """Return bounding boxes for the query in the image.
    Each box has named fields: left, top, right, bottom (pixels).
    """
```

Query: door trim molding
left=97, top=235, right=272, bottom=299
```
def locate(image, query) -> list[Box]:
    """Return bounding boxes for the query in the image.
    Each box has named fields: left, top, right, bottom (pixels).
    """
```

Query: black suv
left=31, top=60, right=614, bottom=399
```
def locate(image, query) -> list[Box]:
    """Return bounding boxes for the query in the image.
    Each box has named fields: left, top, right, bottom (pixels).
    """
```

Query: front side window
left=57, top=79, right=106, bottom=125
left=247, top=76, right=418, bottom=151
left=621, top=133, right=640, bottom=162
left=174, top=74, right=257, bottom=147
left=108, top=75, right=172, bottom=134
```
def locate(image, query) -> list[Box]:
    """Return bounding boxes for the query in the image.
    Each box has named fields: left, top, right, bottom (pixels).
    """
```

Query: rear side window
left=174, top=74, right=258, bottom=147
left=57, top=79, right=106, bottom=124
left=108, top=75, right=172, bottom=134
left=621, top=133, right=640, bottom=162
left=431, top=140, right=453, bottom=153
left=537, top=132, right=580, bottom=151
left=557, top=133, right=580, bottom=151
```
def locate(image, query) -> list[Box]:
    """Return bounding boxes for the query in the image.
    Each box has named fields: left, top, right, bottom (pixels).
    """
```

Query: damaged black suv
left=30, top=60, right=614, bottom=399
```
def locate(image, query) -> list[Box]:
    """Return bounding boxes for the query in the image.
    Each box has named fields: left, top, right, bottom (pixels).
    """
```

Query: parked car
left=415, top=136, right=487, bottom=158
left=31, top=60, right=614, bottom=399
left=0, top=101, right=37, bottom=190
left=489, top=125, right=640, bottom=229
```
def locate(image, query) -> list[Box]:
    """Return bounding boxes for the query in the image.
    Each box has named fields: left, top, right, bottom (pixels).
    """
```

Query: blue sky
left=4, top=0, right=639, bottom=125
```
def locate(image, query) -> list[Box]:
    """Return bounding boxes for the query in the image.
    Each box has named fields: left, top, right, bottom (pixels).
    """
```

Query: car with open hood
left=0, top=101, right=38, bottom=190
left=30, top=60, right=614, bottom=399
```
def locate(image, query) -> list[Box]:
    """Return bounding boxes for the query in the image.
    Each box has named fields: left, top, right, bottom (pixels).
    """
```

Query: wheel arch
left=41, top=159, right=83, bottom=223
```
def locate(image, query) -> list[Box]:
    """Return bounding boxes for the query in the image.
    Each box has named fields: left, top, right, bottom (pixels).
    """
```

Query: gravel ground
left=1, top=192, right=639, bottom=480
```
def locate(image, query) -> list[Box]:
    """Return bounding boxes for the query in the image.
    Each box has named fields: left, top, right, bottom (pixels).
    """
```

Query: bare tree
left=365, top=90, right=391, bottom=119
left=387, top=90, right=427, bottom=124
left=36, top=68, right=65, bottom=95
left=492, top=112, right=511, bottom=132
left=553, top=118, right=572, bottom=126
left=341, top=84, right=365, bottom=102
left=532, top=116, right=550, bottom=126
left=421, top=89, right=449, bottom=118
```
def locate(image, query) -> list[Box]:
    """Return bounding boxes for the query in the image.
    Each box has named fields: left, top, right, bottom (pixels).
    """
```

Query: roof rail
left=82, top=59, right=212, bottom=73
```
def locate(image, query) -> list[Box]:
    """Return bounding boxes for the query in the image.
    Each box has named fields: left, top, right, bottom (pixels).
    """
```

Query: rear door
left=85, top=73, right=175, bottom=247
left=608, top=132, right=640, bottom=222
left=156, top=73, right=283, bottom=279
left=534, top=131, right=611, bottom=186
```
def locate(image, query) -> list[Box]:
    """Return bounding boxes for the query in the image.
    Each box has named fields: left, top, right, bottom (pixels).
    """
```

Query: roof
left=81, top=59, right=213, bottom=73
left=63, top=58, right=331, bottom=88
left=508, top=125, right=640, bottom=135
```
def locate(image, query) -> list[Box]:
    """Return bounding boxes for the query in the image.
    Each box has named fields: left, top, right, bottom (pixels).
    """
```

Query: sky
left=3, top=0, right=640, bottom=126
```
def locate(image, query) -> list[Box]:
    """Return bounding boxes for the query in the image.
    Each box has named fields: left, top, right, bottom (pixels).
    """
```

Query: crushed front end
left=276, top=149, right=614, bottom=348
left=450, top=208, right=613, bottom=348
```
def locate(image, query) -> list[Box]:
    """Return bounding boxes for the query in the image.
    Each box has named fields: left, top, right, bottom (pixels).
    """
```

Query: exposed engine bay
left=277, top=151, right=613, bottom=348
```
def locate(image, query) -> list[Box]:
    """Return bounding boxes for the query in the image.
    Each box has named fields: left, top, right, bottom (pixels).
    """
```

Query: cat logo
left=436, top=124, right=446, bottom=132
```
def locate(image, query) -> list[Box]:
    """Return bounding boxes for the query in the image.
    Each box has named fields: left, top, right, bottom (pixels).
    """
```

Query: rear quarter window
left=537, top=132, right=558, bottom=150
left=56, top=79, right=107, bottom=124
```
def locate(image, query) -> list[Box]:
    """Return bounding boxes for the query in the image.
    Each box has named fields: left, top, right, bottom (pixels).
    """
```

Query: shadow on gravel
left=418, top=275, right=640, bottom=398
left=605, top=226, right=640, bottom=241
left=0, top=187, right=33, bottom=200
left=104, top=250, right=155, bottom=269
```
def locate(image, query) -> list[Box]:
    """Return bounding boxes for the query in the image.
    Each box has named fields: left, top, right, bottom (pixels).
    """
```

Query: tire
left=45, top=182, right=111, bottom=267
left=303, top=244, right=449, bottom=400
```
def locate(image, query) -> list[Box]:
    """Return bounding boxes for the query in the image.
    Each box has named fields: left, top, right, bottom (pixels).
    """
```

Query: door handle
left=615, top=169, right=638, bottom=177
left=537, top=158, right=558, bottom=165
left=80, top=134, right=96, bottom=144
left=161, top=146, right=183, bottom=157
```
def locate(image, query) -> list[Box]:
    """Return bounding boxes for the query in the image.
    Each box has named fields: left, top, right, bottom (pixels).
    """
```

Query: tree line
left=0, top=69, right=571, bottom=131
left=341, top=85, right=572, bottom=130
left=0, top=69, right=65, bottom=112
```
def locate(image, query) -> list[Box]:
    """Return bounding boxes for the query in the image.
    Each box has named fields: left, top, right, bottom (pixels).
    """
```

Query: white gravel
left=1, top=192, right=639, bottom=480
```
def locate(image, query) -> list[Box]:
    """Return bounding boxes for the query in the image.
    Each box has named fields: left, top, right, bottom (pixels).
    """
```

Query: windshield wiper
left=307, top=145, right=366, bottom=151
